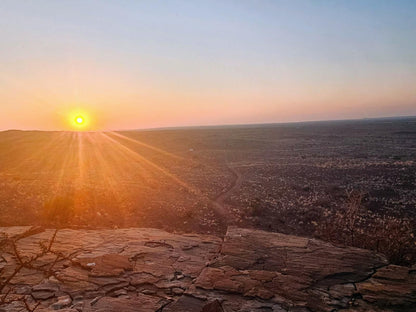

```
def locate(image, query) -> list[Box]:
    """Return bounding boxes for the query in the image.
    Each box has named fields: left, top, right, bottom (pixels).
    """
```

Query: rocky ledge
left=0, top=226, right=415, bottom=312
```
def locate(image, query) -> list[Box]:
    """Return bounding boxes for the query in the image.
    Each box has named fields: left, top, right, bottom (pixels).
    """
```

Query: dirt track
left=211, top=158, right=243, bottom=224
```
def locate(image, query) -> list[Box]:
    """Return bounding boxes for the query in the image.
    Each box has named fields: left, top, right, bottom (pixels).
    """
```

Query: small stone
left=50, top=295, right=72, bottom=310
left=141, top=289, right=156, bottom=295
left=171, top=287, right=184, bottom=295
left=32, top=290, right=54, bottom=300
left=113, top=289, right=128, bottom=296
left=48, top=276, right=60, bottom=283
left=73, top=295, right=84, bottom=301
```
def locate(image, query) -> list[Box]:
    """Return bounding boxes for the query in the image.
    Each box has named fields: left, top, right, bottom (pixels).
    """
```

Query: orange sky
left=1, top=1, right=415, bottom=131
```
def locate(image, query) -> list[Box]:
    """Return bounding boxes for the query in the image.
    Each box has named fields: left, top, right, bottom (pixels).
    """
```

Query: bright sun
left=75, top=116, right=84, bottom=125
left=69, top=111, right=90, bottom=130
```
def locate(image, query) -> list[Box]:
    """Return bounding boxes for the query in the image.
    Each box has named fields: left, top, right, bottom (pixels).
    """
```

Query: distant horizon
left=2, top=113, right=415, bottom=133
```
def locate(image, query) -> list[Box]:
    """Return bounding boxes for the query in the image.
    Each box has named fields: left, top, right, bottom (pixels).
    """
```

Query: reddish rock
left=202, top=300, right=224, bottom=312
left=357, top=264, right=416, bottom=307
left=1, top=226, right=415, bottom=312
left=75, top=254, right=133, bottom=277
left=83, top=294, right=166, bottom=312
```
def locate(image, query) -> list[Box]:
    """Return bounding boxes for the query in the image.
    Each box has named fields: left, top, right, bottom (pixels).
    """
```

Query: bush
left=316, top=189, right=416, bottom=265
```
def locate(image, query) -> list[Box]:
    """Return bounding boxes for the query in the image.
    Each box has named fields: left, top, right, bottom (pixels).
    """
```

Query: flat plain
left=0, top=118, right=415, bottom=263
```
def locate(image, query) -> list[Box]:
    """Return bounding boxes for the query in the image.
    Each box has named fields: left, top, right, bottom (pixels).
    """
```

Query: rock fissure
left=1, top=226, right=415, bottom=312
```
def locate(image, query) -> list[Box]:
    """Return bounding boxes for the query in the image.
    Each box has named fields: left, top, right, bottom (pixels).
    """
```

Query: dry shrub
left=316, top=189, right=416, bottom=265
left=369, top=217, right=414, bottom=265
left=247, top=198, right=264, bottom=217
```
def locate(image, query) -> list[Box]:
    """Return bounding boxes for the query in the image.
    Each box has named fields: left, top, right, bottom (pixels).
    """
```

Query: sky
left=0, top=0, right=415, bottom=131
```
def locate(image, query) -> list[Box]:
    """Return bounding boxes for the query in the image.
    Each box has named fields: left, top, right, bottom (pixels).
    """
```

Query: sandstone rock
left=32, top=290, right=55, bottom=300
left=202, top=299, right=224, bottom=312
left=50, top=295, right=72, bottom=309
left=74, top=254, right=132, bottom=277
left=163, top=295, right=206, bottom=312
left=1, top=226, right=415, bottom=312
left=31, top=281, right=59, bottom=301
left=113, top=289, right=128, bottom=296
left=83, top=294, right=166, bottom=312
left=171, top=287, right=185, bottom=295
left=357, top=264, right=416, bottom=307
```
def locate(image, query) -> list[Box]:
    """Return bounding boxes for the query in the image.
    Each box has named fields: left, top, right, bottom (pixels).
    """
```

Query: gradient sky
left=1, top=0, right=415, bottom=130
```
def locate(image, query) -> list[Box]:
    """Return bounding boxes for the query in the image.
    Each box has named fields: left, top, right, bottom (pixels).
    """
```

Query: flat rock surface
left=0, top=226, right=415, bottom=311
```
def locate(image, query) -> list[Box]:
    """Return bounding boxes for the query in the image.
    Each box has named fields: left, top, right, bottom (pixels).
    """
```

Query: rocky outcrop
left=0, top=226, right=415, bottom=312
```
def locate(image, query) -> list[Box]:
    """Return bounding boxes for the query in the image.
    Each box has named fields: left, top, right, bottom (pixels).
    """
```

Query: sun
left=75, top=116, right=85, bottom=125
left=68, top=111, right=90, bottom=130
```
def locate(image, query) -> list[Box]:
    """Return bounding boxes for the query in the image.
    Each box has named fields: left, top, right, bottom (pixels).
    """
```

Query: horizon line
left=2, top=114, right=416, bottom=133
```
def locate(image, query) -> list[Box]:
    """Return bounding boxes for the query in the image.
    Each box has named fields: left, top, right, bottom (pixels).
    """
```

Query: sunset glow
left=0, top=1, right=415, bottom=131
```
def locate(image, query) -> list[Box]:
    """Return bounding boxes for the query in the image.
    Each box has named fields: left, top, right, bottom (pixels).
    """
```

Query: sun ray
left=76, top=132, right=85, bottom=185
left=51, top=132, right=78, bottom=195
left=81, top=132, right=141, bottom=224
left=107, top=131, right=185, bottom=161
left=4, top=132, right=66, bottom=175
left=2, top=132, right=78, bottom=204
left=100, top=132, right=205, bottom=198
left=95, top=133, right=152, bottom=183
left=106, top=131, right=218, bottom=172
